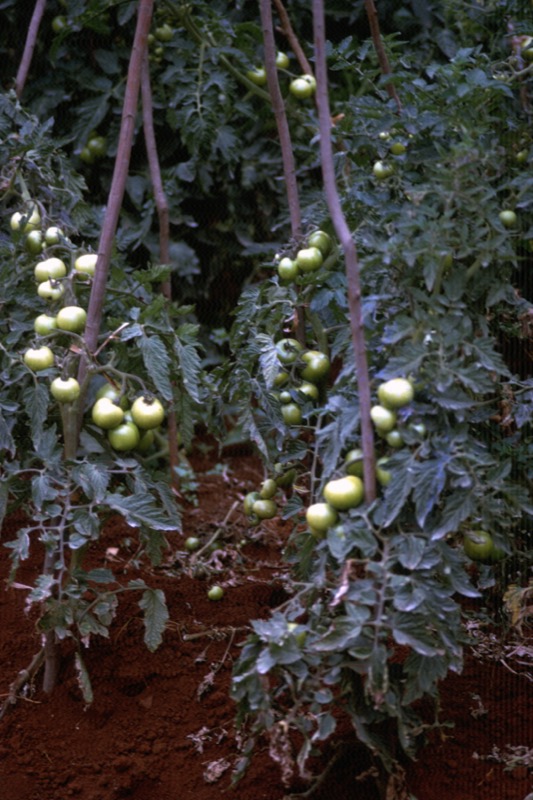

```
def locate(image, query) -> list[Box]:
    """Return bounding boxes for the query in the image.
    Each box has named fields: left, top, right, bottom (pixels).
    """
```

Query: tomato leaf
left=140, top=334, right=173, bottom=402
left=138, top=588, right=169, bottom=653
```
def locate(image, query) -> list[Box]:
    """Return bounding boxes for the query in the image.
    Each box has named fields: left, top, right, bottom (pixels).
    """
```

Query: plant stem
left=77, top=0, right=155, bottom=415
left=272, top=0, right=313, bottom=77
left=312, top=0, right=376, bottom=502
left=14, top=0, right=47, bottom=99
left=140, top=51, right=181, bottom=497
left=364, top=0, right=402, bottom=113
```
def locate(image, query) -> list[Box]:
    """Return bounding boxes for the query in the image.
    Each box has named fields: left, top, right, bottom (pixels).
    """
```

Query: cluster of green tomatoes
left=13, top=202, right=165, bottom=452
left=276, top=228, right=333, bottom=282
left=246, top=51, right=317, bottom=100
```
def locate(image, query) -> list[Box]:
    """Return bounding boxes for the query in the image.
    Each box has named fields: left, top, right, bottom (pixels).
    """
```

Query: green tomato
left=247, top=67, right=267, bottom=86
left=50, top=377, right=80, bottom=403
left=409, top=422, right=426, bottom=438
left=277, top=257, right=299, bottom=281
left=345, top=448, right=364, bottom=478
left=259, top=478, right=277, bottom=500
left=521, top=37, right=533, bottom=61
left=323, top=475, right=364, bottom=511
left=463, top=530, right=498, bottom=563
left=131, top=396, right=165, bottom=430
left=252, top=498, right=277, bottom=519
left=24, top=346, right=54, bottom=371
left=376, top=457, right=392, bottom=486
left=107, top=421, right=141, bottom=451
left=74, top=253, right=98, bottom=276
left=155, top=23, right=174, bottom=42
left=243, top=491, right=261, bottom=516
left=44, top=226, right=64, bottom=246
left=275, top=51, right=290, bottom=69
left=273, top=370, right=290, bottom=387
left=137, top=428, right=156, bottom=453
left=10, top=204, right=41, bottom=233
left=499, top=210, right=517, bottom=228
left=307, top=230, right=332, bottom=256
left=91, top=398, right=125, bottom=430
left=56, top=306, right=87, bottom=333
left=385, top=430, right=404, bottom=448
left=299, top=350, right=330, bottom=382
left=79, top=147, right=95, bottom=165
left=305, top=502, right=338, bottom=532
left=296, top=246, right=323, bottom=273
left=279, top=390, right=292, bottom=404
left=289, top=76, right=314, bottom=99
left=281, top=402, right=302, bottom=425
left=377, top=378, right=414, bottom=409
left=276, top=337, right=303, bottom=364
left=372, top=160, right=394, bottom=179
left=184, top=536, right=201, bottom=552
left=207, top=585, right=224, bottom=601
left=297, top=381, right=320, bottom=401
left=25, top=230, right=43, bottom=255
left=52, top=15, right=67, bottom=33
left=370, top=405, right=397, bottom=433
left=95, top=383, right=129, bottom=409
left=37, top=280, right=65, bottom=301
left=34, top=258, right=67, bottom=283
left=87, top=136, right=107, bottom=159
left=34, top=314, right=58, bottom=336
left=390, top=141, right=407, bottom=155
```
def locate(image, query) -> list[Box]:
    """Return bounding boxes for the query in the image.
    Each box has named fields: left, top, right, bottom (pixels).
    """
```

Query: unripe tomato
left=95, top=383, right=129, bottom=409
left=50, top=377, right=81, bottom=403
left=185, top=536, right=201, bottom=552
left=243, top=491, right=261, bottom=516
left=37, top=280, right=65, bottom=301
left=276, top=338, right=303, bottom=364
left=10, top=204, right=41, bottom=233
left=296, top=246, right=323, bottom=273
left=44, top=226, right=64, bottom=246
left=390, top=141, right=407, bottom=155
left=252, top=498, right=277, bottom=519
left=34, top=257, right=67, bottom=283
left=376, top=457, right=392, bottom=486
left=463, top=530, right=499, bottom=563
left=297, top=381, right=320, bottom=401
left=323, top=475, right=364, bottom=510
left=372, top=160, right=394, bottom=179
left=87, top=136, right=107, bottom=159
left=56, top=306, right=87, bottom=333
left=281, top=402, right=302, bottom=425
left=290, top=76, right=315, bottom=99
left=155, top=23, right=174, bottom=42
left=247, top=67, right=267, bottom=86
left=91, top=398, right=125, bottom=430
left=74, top=253, right=98, bottom=276
left=370, top=405, right=397, bottom=432
left=107, top=421, right=141, bottom=451
left=279, top=390, right=292, bottom=404
left=307, top=230, right=332, bottom=256
left=79, top=147, right=95, bottom=165
left=34, top=314, right=58, bottom=335
left=207, top=585, right=224, bottom=600
left=277, top=257, right=299, bottom=281
left=137, top=428, right=156, bottom=453
left=299, top=350, right=330, bottom=382
left=345, top=448, right=364, bottom=477
left=275, top=51, right=290, bottom=69
left=259, top=478, right=277, bottom=499
left=306, top=502, right=338, bottom=532
left=377, top=378, right=414, bottom=409
left=25, top=231, right=44, bottom=255
left=273, top=371, right=290, bottom=387
left=131, top=396, right=165, bottom=430
left=385, top=430, right=404, bottom=448
left=24, top=346, right=54, bottom=371
left=499, top=210, right=517, bottom=228
left=52, top=15, right=67, bottom=33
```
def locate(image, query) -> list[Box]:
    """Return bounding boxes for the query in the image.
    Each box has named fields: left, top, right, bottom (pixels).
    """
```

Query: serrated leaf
left=174, top=339, right=202, bottom=403
left=138, top=588, right=168, bottom=652
left=140, top=334, right=173, bottom=401
left=23, top=383, right=49, bottom=448
left=412, top=458, right=448, bottom=527
left=429, top=489, right=476, bottom=540
left=104, top=492, right=180, bottom=531
left=72, top=462, right=110, bottom=502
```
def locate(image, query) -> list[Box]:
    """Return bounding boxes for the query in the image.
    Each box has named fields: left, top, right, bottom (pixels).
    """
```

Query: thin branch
left=259, top=0, right=302, bottom=241
left=312, top=0, right=376, bottom=502
left=140, top=52, right=181, bottom=496
left=272, top=0, right=313, bottom=77
left=15, top=0, right=47, bottom=98
left=364, top=0, right=402, bottom=114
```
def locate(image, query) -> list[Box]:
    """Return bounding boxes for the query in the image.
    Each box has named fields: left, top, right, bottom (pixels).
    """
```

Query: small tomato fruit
left=50, top=377, right=81, bottom=403
left=24, top=346, right=54, bottom=371
left=281, top=402, right=303, bottom=425
left=207, top=585, right=224, bottom=601
left=299, top=350, right=330, bottom=382
left=370, top=405, right=397, bottom=433
left=377, top=378, right=414, bottom=409
left=107, top=421, right=141, bottom=451
left=499, top=210, right=517, bottom=228
left=74, top=253, right=98, bottom=276
left=323, top=475, right=364, bottom=510
left=34, top=314, right=57, bottom=335
left=306, top=502, right=338, bottom=532
left=34, top=257, right=67, bottom=283
left=252, top=498, right=277, bottom=519
left=276, top=337, right=303, bottom=364
left=296, top=246, right=323, bottom=272
left=91, top=398, right=125, bottom=430
left=131, top=396, right=165, bottom=430
left=56, top=306, right=87, bottom=333
left=37, top=280, right=65, bottom=301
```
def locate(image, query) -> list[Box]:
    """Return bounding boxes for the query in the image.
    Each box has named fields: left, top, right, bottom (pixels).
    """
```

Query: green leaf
left=23, top=383, right=49, bottom=448
left=104, top=492, right=180, bottom=531
left=140, top=334, right=173, bottom=402
left=138, top=588, right=169, bottom=652
left=174, top=340, right=203, bottom=403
